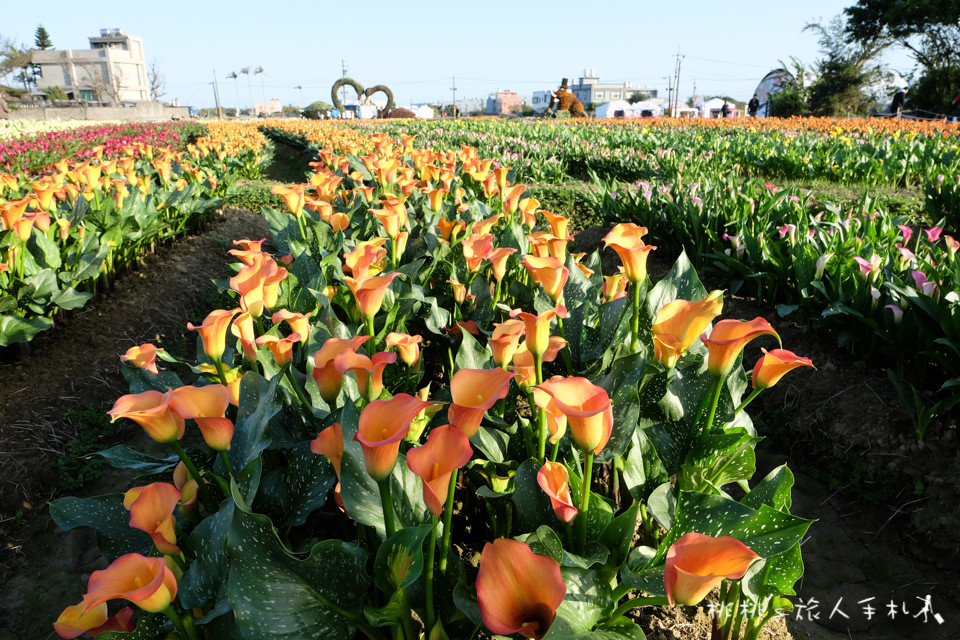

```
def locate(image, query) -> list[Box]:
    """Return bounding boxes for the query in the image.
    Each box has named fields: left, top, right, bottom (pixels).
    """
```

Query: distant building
left=435, top=97, right=484, bottom=116
left=569, top=70, right=659, bottom=106
left=32, top=29, right=150, bottom=104
left=531, top=90, right=554, bottom=114
left=486, top=90, right=523, bottom=115
left=254, top=98, right=283, bottom=117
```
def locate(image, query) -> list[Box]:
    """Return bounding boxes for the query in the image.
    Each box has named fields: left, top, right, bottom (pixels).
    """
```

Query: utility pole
left=672, top=50, right=684, bottom=116
left=664, top=76, right=673, bottom=115
left=341, top=59, right=348, bottom=107
left=212, top=70, right=223, bottom=119
left=450, top=76, right=457, bottom=118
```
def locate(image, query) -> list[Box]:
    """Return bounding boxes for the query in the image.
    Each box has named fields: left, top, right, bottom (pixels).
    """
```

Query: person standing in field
left=747, top=94, right=760, bottom=117
left=720, top=101, right=730, bottom=118
left=890, top=86, right=908, bottom=117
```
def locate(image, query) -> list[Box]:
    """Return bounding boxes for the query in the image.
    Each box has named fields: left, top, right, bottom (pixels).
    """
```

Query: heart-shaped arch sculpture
left=362, top=85, right=395, bottom=117
left=331, top=77, right=365, bottom=113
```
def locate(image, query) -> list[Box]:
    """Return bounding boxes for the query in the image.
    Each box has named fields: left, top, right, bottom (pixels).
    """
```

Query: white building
left=32, top=29, right=149, bottom=104
left=254, top=98, right=283, bottom=117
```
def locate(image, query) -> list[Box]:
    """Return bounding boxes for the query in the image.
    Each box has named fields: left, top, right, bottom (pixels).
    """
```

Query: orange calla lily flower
left=231, top=311, right=258, bottom=362
left=334, top=349, right=396, bottom=399
left=312, top=336, right=370, bottom=405
left=81, top=553, right=178, bottom=614
left=517, top=197, right=540, bottom=228
left=271, top=184, right=306, bottom=218
left=256, top=333, right=300, bottom=367
left=386, top=332, right=423, bottom=367
left=531, top=384, right=568, bottom=444
left=473, top=213, right=503, bottom=236
left=602, top=223, right=656, bottom=284
left=436, top=217, right=462, bottom=242
left=751, top=348, right=814, bottom=390
left=665, top=532, right=759, bottom=606
left=354, top=394, right=431, bottom=480
left=169, top=384, right=234, bottom=451
left=509, top=305, right=568, bottom=359
left=537, top=461, right=577, bottom=523
left=343, top=237, right=388, bottom=281
left=603, top=274, right=629, bottom=303
left=448, top=368, right=516, bottom=437
left=344, top=272, right=399, bottom=320
left=651, top=291, right=724, bottom=366
left=541, top=210, right=570, bottom=239
left=187, top=308, right=238, bottom=362
left=463, top=233, right=495, bottom=273
left=490, top=319, right=526, bottom=368
left=476, top=539, right=566, bottom=639
left=407, top=425, right=473, bottom=516
left=701, top=318, right=780, bottom=378
left=121, top=343, right=163, bottom=375
left=108, top=390, right=184, bottom=444
left=535, top=377, right=613, bottom=455
left=123, top=483, right=182, bottom=555
left=512, top=338, right=567, bottom=388
left=522, top=255, right=568, bottom=304
left=272, top=309, right=312, bottom=344
left=54, top=603, right=135, bottom=639
left=310, top=422, right=344, bottom=478
left=488, top=247, right=517, bottom=282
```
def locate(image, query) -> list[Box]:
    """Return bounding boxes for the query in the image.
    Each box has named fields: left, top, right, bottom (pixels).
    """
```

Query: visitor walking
left=720, top=101, right=730, bottom=118
left=890, top=87, right=908, bottom=117
left=747, top=94, right=760, bottom=117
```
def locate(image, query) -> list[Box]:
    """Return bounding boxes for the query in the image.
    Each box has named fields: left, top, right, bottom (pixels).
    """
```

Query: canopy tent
left=410, top=104, right=435, bottom=119
left=752, top=69, right=795, bottom=117
left=703, top=97, right=738, bottom=118
left=595, top=99, right=662, bottom=119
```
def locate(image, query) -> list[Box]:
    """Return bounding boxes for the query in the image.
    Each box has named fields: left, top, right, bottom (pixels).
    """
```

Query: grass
left=772, top=178, right=926, bottom=220
left=55, top=404, right=117, bottom=491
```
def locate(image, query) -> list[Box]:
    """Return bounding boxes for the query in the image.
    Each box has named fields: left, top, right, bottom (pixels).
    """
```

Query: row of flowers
left=0, top=121, right=270, bottom=346
left=53, top=124, right=814, bottom=640
left=0, top=118, right=122, bottom=142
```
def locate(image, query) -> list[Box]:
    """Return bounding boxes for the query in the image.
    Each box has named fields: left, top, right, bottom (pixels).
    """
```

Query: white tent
left=703, top=97, right=738, bottom=118
left=410, top=104, right=435, bottom=119
left=595, top=99, right=662, bottom=119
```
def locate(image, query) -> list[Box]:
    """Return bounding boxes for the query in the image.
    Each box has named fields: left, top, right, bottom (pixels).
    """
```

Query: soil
left=1, top=213, right=958, bottom=640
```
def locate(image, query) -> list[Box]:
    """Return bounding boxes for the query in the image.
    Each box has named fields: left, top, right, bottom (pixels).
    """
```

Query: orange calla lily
left=407, top=425, right=473, bottom=516
left=343, top=237, right=388, bottom=280
left=334, top=349, right=397, bottom=399
left=108, top=390, right=184, bottom=443
left=534, top=377, right=613, bottom=454
left=187, top=308, right=238, bottom=362
left=522, top=255, right=568, bottom=304
left=701, top=318, right=780, bottom=378
left=312, top=336, right=370, bottom=405
left=603, top=274, right=629, bottom=303
left=344, top=272, right=399, bottom=320
left=121, top=343, right=163, bottom=375
left=231, top=311, right=258, bottom=362
left=54, top=603, right=135, bottom=639
left=256, top=333, right=300, bottom=367
left=462, top=233, right=494, bottom=273
left=81, top=553, right=178, bottom=614
left=509, top=305, right=568, bottom=359
left=490, top=319, right=526, bottom=368
left=473, top=213, right=503, bottom=236
left=665, top=532, right=759, bottom=606
left=476, top=538, right=565, bottom=639
left=386, top=332, right=423, bottom=367
left=271, top=184, right=306, bottom=218
left=448, top=368, right=516, bottom=437
left=272, top=309, right=312, bottom=344
left=602, top=223, right=656, bottom=284
left=354, top=394, right=431, bottom=480
left=652, top=291, right=725, bottom=366
left=123, top=483, right=182, bottom=555
left=310, top=422, right=344, bottom=478
left=541, top=210, right=571, bottom=239
left=512, top=338, right=567, bottom=388
left=169, top=384, right=234, bottom=451
left=531, top=384, right=568, bottom=444
left=752, top=348, right=814, bottom=390
left=488, top=247, right=517, bottom=282
left=537, top=461, right=577, bottom=523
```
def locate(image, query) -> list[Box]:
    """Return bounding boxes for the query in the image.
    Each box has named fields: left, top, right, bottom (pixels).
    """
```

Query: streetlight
left=295, top=85, right=303, bottom=107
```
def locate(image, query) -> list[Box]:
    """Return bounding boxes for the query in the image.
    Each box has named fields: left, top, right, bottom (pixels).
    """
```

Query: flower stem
left=439, top=470, right=459, bottom=573
left=219, top=450, right=235, bottom=479
left=534, top=353, right=547, bottom=463
left=169, top=441, right=218, bottom=513
left=702, top=375, right=724, bottom=435
left=577, top=452, right=594, bottom=554
left=631, top=281, right=641, bottom=353
left=556, top=315, right=574, bottom=375
left=609, top=596, right=670, bottom=621
left=212, top=357, right=230, bottom=387
left=162, top=606, right=198, bottom=640
left=425, top=517, right=439, bottom=631
left=377, top=477, right=398, bottom=538
left=283, top=366, right=313, bottom=411
left=734, top=388, right=762, bottom=415
left=365, top=315, right=377, bottom=355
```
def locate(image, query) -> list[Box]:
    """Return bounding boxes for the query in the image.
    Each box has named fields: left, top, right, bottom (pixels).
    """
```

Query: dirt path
left=1, top=213, right=958, bottom=640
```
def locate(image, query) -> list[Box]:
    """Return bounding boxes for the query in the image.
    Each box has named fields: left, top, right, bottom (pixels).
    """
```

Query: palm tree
left=239, top=66, right=252, bottom=112
left=254, top=66, right=265, bottom=103
left=226, top=71, right=239, bottom=116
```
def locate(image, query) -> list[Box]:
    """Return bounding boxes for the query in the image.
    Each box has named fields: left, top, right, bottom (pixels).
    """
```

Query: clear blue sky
left=3, top=0, right=917, bottom=109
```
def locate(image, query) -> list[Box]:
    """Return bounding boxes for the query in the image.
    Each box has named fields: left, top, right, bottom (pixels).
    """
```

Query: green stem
left=169, top=441, right=218, bottom=513
left=631, top=280, right=641, bottom=353
left=550, top=438, right=560, bottom=463
left=399, top=591, right=416, bottom=640
left=284, top=366, right=313, bottom=411
left=425, top=517, right=439, bottom=631
left=296, top=213, right=307, bottom=242
left=169, top=553, right=187, bottom=573
left=534, top=353, right=547, bottom=463
left=377, top=477, right=398, bottom=538
left=212, top=357, right=229, bottom=387
left=439, top=470, right=459, bottom=573
left=611, top=582, right=633, bottom=602
left=577, top=452, right=594, bottom=554
left=365, top=315, right=377, bottom=355
left=219, top=450, right=235, bottom=478
left=734, top=388, right=762, bottom=415
left=719, top=581, right=741, bottom=640
left=609, top=596, right=669, bottom=621
left=162, top=606, right=198, bottom=640
left=702, top=375, right=724, bottom=435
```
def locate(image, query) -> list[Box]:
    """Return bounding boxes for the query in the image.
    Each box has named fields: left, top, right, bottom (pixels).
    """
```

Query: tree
left=766, top=60, right=809, bottom=117
left=239, top=66, right=252, bottom=109
left=281, top=105, right=300, bottom=118
left=226, top=71, right=240, bottom=114
left=519, top=104, right=536, bottom=116
left=805, top=16, right=892, bottom=116
left=302, top=100, right=332, bottom=119
left=43, top=85, right=67, bottom=101
left=148, top=61, right=166, bottom=101
left=628, top=91, right=650, bottom=104
left=34, top=25, right=52, bottom=50
left=845, top=0, right=960, bottom=112
left=254, top=66, right=264, bottom=102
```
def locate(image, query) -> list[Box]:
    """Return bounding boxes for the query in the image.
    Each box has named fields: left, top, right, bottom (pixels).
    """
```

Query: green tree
left=43, top=85, right=67, bottom=101
left=766, top=59, right=809, bottom=117
left=845, top=0, right=960, bottom=113
left=628, top=91, right=650, bottom=104
left=805, top=17, right=892, bottom=116
left=281, top=105, right=301, bottom=117
left=34, top=25, right=52, bottom=50
left=302, top=100, right=332, bottom=119
left=519, top=104, right=535, bottom=116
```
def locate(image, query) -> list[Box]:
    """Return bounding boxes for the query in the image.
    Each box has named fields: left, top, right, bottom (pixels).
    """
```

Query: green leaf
left=226, top=499, right=369, bottom=640
left=179, top=500, right=235, bottom=613
left=455, top=329, right=493, bottom=370
left=543, top=567, right=612, bottom=638
left=518, top=524, right=565, bottom=564
left=49, top=287, right=92, bottom=311
left=511, top=458, right=562, bottom=534
left=229, top=372, right=281, bottom=471
left=120, top=363, right=184, bottom=394
left=21, top=268, right=59, bottom=301
left=598, top=502, right=639, bottom=574
left=645, top=251, right=707, bottom=319
left=363, top=588, right=410, bottom=628
left=96, top=614, right=166, bottom=640
left=94, top=445, right=179, bottom=474
left=472, top=425, right=511, bottom=463
left=29, top=230, right=62, bottom=270
left=374, top=523, right=434, bottom=592
left=677, top=429, right=761, bottom=493
left=741, top=464, right=794, bottom=512
left=49, top=494, right=152, bottom=561
left=255, top=441, right=337, bottom=526
left=0, top=313, right=53, bottom=346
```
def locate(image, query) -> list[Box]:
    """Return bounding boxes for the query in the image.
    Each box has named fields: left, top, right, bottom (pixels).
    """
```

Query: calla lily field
left=2, top=114, right=956, bottom=639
